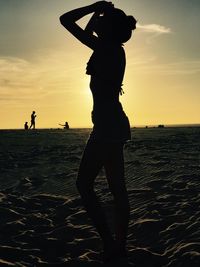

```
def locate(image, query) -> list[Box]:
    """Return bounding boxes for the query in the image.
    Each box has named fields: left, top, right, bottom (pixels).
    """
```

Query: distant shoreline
left=0, top=124, right=200, bottom=131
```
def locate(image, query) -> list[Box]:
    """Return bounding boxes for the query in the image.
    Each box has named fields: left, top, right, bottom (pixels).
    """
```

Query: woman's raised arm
left=59, top=1, right=114, bottom=49
left=60, top=4, right=97, bottom=49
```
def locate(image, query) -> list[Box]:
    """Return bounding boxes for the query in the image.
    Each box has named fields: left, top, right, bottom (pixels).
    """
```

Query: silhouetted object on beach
left=158, top=124, right=165, bottom=128
left=59, top=121, right=69, bottom=129
left=60, top=1, right=136, bottom=262
left=24, top=122, right=28, bottom=130
left=29, top=111, right=37, bottom=129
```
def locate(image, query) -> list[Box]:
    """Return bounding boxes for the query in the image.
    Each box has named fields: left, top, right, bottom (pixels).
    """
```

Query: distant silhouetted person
left=60, top=1, right=136, bottom=262
left=59, top=121, right=69, bottom=129
left=158, top=124, right=165, bottom=128
left=24, top=122, right=28, bottom=130
left=29, top=111, right=36, bottom=129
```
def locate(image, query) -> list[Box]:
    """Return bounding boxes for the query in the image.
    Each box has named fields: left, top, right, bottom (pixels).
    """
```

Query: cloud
left=129, top=57, right=200, bottom=75
left=137, top=23, right=172, bottom=34
left=0, top=54, right=68, bottom=96
left=0, top=57, right=46, bottom=104
left=0, top=50, right=90, bottom=107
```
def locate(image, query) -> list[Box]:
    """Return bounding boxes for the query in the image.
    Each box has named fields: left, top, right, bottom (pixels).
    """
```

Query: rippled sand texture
left=0, top=127, right=200, bottom=266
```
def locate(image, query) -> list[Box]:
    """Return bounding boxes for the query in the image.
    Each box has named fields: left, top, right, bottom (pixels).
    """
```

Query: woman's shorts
left=89, top=106, right=131, bottom=143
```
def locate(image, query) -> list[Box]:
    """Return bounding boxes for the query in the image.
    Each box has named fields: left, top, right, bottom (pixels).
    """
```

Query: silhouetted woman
left=60, top=1, right=136, bottom=262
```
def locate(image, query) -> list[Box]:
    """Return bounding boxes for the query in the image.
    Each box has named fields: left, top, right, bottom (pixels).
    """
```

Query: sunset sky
left=0, top=0, right=199, bottom=129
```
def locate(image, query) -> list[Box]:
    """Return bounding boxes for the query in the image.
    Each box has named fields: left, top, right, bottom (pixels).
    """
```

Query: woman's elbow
left=59, top=14, right=70, bottom=26
left=59, top=15, right=65, bottom=26
left=59, top=15, right=73, bottom=30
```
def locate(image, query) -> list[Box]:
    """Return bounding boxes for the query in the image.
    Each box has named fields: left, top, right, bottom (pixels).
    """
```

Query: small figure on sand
left=29, top=111, right=37, bottom=129
left=24, top=122, right=28, bottom=130
left=59, top=121, right=69, bottom=129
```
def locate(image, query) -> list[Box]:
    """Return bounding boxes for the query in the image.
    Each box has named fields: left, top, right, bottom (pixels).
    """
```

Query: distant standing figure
left=29, top=111, right=36, bottom=129
left=60, top=1, right=136, bottom=263
left=59, top=121, right=69, bottom=129
left=24, top=122, right=28, bottom=130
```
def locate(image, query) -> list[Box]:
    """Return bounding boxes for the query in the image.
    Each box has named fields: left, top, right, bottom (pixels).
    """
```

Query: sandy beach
left=0, top=127, right=200, bottom=266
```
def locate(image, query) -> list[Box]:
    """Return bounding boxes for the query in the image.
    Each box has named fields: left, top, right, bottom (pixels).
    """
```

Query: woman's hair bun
left=105, top=8, right=137, bottom=43
left=127, top=16, right=137, bottom=30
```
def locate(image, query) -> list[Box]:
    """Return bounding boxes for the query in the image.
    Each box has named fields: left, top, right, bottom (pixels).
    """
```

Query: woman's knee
left=76, top=174, right=93, bottom=197
left=76, top=175, right=85, bottom=195
left=110, top=185, right=129, bottom=206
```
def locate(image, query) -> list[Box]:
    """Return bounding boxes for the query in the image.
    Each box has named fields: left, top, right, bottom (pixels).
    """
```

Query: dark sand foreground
left=0, top=127, right=200, bottom=266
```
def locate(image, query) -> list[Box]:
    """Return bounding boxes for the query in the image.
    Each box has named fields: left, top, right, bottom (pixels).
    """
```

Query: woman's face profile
left=93, top=15, right=106, bottom=36
left=93, top=14, right=113, bottom=39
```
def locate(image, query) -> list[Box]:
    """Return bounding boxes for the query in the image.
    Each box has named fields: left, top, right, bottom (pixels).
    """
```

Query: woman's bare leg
left=104, top=143, right=130, bottom=254
left=76, top=141, right=114, bottom=248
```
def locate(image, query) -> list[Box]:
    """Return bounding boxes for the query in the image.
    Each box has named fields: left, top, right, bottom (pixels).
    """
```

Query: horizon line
left=0, top=123, right=200, bottom=131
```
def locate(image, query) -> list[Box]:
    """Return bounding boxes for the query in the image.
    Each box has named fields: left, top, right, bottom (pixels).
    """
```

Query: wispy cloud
left=128, top=57, right=200, bottom=75
left=137, top=23, right=172, bottom=34
left=0, top=52, right=87, bottom=105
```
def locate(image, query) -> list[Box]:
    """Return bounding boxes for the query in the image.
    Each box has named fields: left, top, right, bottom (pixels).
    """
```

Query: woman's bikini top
left=86, top=43, right=126, bottom=97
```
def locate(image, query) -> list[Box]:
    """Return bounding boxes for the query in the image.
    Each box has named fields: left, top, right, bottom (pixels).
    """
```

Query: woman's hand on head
left=92, top=1, right=114, bottom=13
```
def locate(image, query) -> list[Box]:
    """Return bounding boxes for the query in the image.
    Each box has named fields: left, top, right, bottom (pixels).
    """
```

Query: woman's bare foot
left=102, top=241, right=128, bottom=263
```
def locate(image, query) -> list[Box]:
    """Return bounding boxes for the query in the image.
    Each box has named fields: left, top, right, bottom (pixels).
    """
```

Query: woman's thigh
left=103, top=143, right=127, bottom=196
left=77, top=140, right=104, bottom=188
left=77, top=141, right=126, bottom=193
